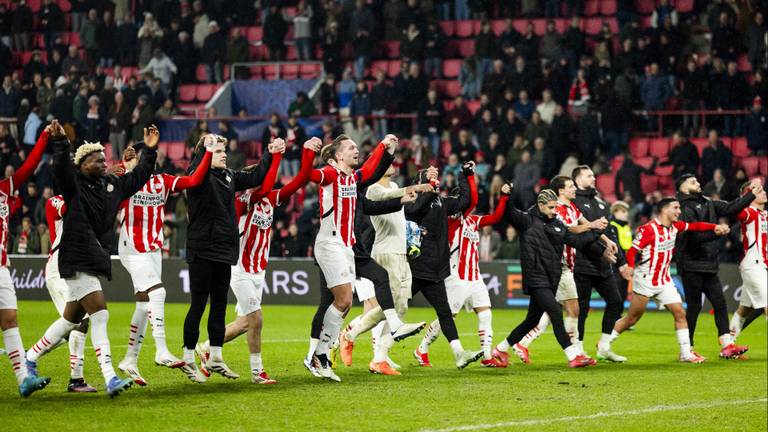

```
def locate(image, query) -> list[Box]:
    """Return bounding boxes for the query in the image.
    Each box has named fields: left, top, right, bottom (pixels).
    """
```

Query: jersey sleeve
left=310, top=165, right=337, bottom=186
left=479, top=195, right=509, bottom=227
left=736, top=208, right=752, bottom=223
left=355, top=142, right=386, bottom=184
left=0, top=178, right=11, bottom=197
left=169, top=150, right=212, bottom=192
left=674, top=220, right=716, bottom=232
left=626, top=224, right=652, bottom=268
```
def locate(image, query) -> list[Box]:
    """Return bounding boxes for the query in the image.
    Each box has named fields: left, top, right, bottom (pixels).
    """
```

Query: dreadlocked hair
left=537, top=189, right=558, bottom=205
left=74, top=141, right=104, bottom=166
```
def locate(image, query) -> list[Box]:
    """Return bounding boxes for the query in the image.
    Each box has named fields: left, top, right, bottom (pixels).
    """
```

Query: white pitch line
left=419, top=398, right=768, bottom=432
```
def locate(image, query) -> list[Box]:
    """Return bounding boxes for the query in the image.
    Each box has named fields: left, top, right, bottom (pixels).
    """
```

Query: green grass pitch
left=2, top=301, right=766, bottom=431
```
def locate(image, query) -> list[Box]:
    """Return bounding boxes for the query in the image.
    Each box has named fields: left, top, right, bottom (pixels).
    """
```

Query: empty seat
left=648, top=137, right=670, bottom=158
left=584, top=18, right=605, bottom=35
left=491, top=19, right=506, bottom=35
left=196, top=84, right=216, bottom=101
left=600, top=0, right=617, bottom=15
left=282, top=63, right=299, bottom=79
left=455, top=20, right=476, bottom=38
left=262, top=64, right=278, bottom=79
left=596, top=173, right=615, bottom=196
left=675, top=0, right=694, bottom=12
left=690, top=138, right=709, bottom=156
left=247, top=26, right=263, bottom=41
left=640, top=174, right=659, bottom=194
left=741, top=157, right=760, bottom=176
left=583, top=0, right=599, bottom=16
left=387, top=59, right=402, bottom=77
left=166, top=141, right=187, bottom=160
left=439, top=21, right=455, bottom=37
left=730, top=137, right=750, bottom=157
left=737, top=55, right=752, bottom=73
left=370, top=60, right=388, bottom=76
left=178, top=85, right=197, bottom=102
left=634, top=0, right=655, bottom=14
left=629, top=138, right=649, bottom=158
left=655, top=164, right=674, bottom=177
left=635, top=156, right=655, bottom=169
left=299, top=63, right=321, bottom=79
left=195, top=64, right=207, bottom=82
left=444, top=80, right=462, bottom=98
left=442, top=59, right=462, bottom=78
left=466, top=100, right=481, bottom=114
left=382, top=40, right=400, bottom=58
left=456, top=39, right=475, bottom=57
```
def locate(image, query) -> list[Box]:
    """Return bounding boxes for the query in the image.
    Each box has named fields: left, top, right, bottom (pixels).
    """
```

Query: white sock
left=373, top=322, right=391, bottom=362
left=3, top=327, right=28, bottom=384
left=610, top=329, right=621, bottom=342
left=477, top=310, right=493, bottom=360
left=418, top=319, right=441, bottom=353
left=306, top=338, right=319, bottom=360
left=148, top=288, right=169, bottom=355
left=68, top=329, right=87, bottom=379
left=345, top=315, right=362, bottom=336
left=183, top=347, right=195, bottom=364
left=719, top=333, right=734, bottom=348
left=382, top=308, right=404, bottom=331
left=250, top=352, right=263, bottom=373
left=27, top=318, right=77, bottom=362
left=347, top=307, right=383, bottom=342
left=496, top=338, right=510, bottom=353
left=564, top=343, right=581, bottom=361
left=90, top=310, right=117, bottom=384
left=597, top=333, right=613, bottom=352
left=676, top=328, right=692, bottom=358
left=209, top=346, right=223, bottom=362
left=519, top=313, right=550, bottom=348
left=200, top=340, right=210, bottom=353
left=125, top=302, right=149, bottom=362
left=564, top=316, right=579, bottom=348
left=371, top=321, right=385, bottom=353
left=449, top=339, right=464, bottom=358
left=730, top=312, right=745, bottom=340
left=315, top=305, right=345, bottom=357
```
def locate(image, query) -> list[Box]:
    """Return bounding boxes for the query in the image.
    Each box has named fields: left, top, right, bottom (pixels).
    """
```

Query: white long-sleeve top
left=367, top=180, right=407, bottom=256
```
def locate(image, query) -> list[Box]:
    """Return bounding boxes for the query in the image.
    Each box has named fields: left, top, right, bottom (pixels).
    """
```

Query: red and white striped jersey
left=45, top=195, right=66, bottom=278
left=628, top=219, right=714, bottom=287
left=0, top=178, right=14, bottom=267
left=119, top=174, right=181, bottom=253
left=449, top=214, right=482, bottom=281
left=236, top=192, right=275, bottom=273
left=315, top=166, right=359, bottom=247
left=737, top=206, right=767, bottom=268
left=555, top=200, right=582, bottom=271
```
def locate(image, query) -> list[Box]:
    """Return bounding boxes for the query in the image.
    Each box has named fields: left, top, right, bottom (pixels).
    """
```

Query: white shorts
left=632, top=277, right=682, bottom=306
left=556, top=266, right=578, bottom=302
left=0, top=266, right=16, bottom=310
left=46, top=276, right=69, bottom=316
left=65, top=272, right=102, bottom=302
left=315, top=241, right=356, bottom=288
left=353, top=277, right=376, bottom=302
left=119, top=249, right=163, bottom=293
left=445, top=274, right=491, bottom=314
left=739, top=265, right=767, bottom=309
left=231, top=266, right=265, bottom=316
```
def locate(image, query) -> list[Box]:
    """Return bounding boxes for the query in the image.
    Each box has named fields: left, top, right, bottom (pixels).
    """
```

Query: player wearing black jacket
left=571, top=165, right=629, bottom=359
left=675, top=173, right=757, bottom=357
left=404, top=163, right=483, bottom=369
left=181, top=134, right=281, bottom=382
left=492, top=188, right=615, bottom=369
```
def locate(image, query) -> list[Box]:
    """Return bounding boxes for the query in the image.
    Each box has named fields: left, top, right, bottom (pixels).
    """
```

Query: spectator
left=116, top=16, right=138, bottom=65
left=640, top=63, right=672, bottom=128
left=346, top=116, right=375, bottom=147
left=140, top=49, right=177, bottom=93
left=155, top=98, right=177, bottom=119
left=536, top=89, right=557, bottom=124
left=371, top=69, right=392, bottom=137
left=424, top=20, right=446, bottom=79
left=217, top=120, right=238, bottom=143
left=650, top=0, right=678, bottom=28
left=711, top=11, right=741, bottom=62
left=261, top=114, right=286, bottom=148
left=615, top=153, right=656, bottom=204
left=171, top=31, right=196, bottom=84
left=226, top=27, right=249, bottom=65
left=491, top=151, right=514, bottom=181
left=482, top=60, right=509, bottom=106
left=226, top=139, right=246, bottom=171
left=96, top=10, right=117, bottom=68
left=568, top=68, right=591, bottom=115
left=576, top=108, right=601, bottom=166
left=79, top=8, right=99, bottom=66
left=746, top=97, right=767, bottom=155
left=321, top=21, right=343, bottom=79
left=514, top=89, right=535, bottom=122
left=508, top=56, right=533, bottom=96
left=700, top=129, right=733, bottom=182
left=562, top=17, right=586, bottom=64
left=601, top=90, right=632, bottom=158
left=202, top=21, right=226, bottom=83
left=512, top=149, right=540, bottom=209
left=498, top=107, right=525, bottom=147
left=283, top=115, right=306, bottom=176
left=400, top=23, right=425, bottom=62
left=289, top=1, right=314, bottom=61
left=459, top=56, right=483, bottom=100
left=22, top=104, right=41, bottom=147
left=452, top=129, right=477, bottom=161
left=37, top=223, right=50, bottom=254
left=288, top=91, right=316, bottom=117
left=441, top=153, right=462, bottom=179
left=721, top=61, right=750, bottom=136
left=62, top=46, right=86, bottom=76
left=40, top=0, right=65, bottom=56
left=13, top=216, right=40, bottom=255
left=23, top=51, right=47, bottom=84
left=318, top=74, right=338, bottom=115
left=479, top=225, right=501, bottom=261
left=679, top=59, right=707, bottom=135
left=11, top=0, right=33, bottom=52
left=703, top=168, right=739, bottom=202
left=349, top=81, right=371, bottom=117
left=498, top=226, right=521, bottom=259
left=263, top=5, right=288, bottom=61
left=36, top=75, right=55, bottom=118
left=403, top=62, right=429, bottom=112
left=417, top=88, right=444, bottom=155
left=282, top=223, right=304, bottom=257
left=745, top=12, right=767, bottom=71
left=79, top=95, right=107, bottom=144
left=539, top=19, right=561, bottom=62
left=475, top=20, right=498, bottom=72
left=191, top=0, right=210, bottom=49
left=523, top=111, right=549, bottom=145
left=517, top=21, right=541, bottom=61
left=130, top=94, right=153, bottom=142
left=185, top=119, right=209, bottom=150
left=531, top=136, right=557, bottom=179
left=137, top=12, right=164, bottom=67
left=662, top=132, right=700, bottom=179
left=338, top=68, right=356, bottom=109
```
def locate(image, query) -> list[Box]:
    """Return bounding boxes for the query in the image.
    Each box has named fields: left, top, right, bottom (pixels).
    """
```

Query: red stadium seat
left=282, top=63, right=299, bottom=79
left=59, top=0, right=72, bottom=12
left=531, top=19, right=547, bottom=35
left=439, top=21, right=455, bottom=37
left=456, top=40, right=475, bottom=57
left=247, top=26, right=263, bottom=41
left=382, top=41, right=400, bottom=58
left=491, top=19, right=506, bottom=35
left=737, top=55, right=752, bottom=73
left=730, top=137, right=750, bottom=158
left=68, top=31, right=81, bottom=47
left=596, top=173, right=615, bottom=196
left=648, top=137, right=670, bottom=158
left=262, top=64, right=277, bottom=79
left=583, top=0, right=599, bottom=16
left=442, top=59, right=462, bottom=78
left=178, top=85, right=196, bottom=102
left=635, top=157, right=655, bottom=170
left=675, top=0, right=694, bottom=12
left=610, top=155, right=624, bottom=172
left=634, top=0, right=655, bottom=14
left=758, top=156, right=768, bottom=175
left=196, top=84, right=217, bottom=101
left=741, top=157, right=760, bottom=176
left=166, top=142, right=186, bottom=161
left=195, top=64, right=207, bottom=82
left=629, top=138, right=649, bottom=158
left=285, top=45, right=298, bottom=61
left=28, top=0, right=41, bottom=12
left=584, top=18, right=605, bottom=35
left=387, top=59, right=402, bottom=77
left=655, top=164, right=674, bottom=177
left=455, top=20, right=476, bottom=38
left=600, top=0, right=617, bottom=15
left=370, top=60, right=388, bottom=76
left=640, top=174, right=659, bottom=194
left=690, top=138, right=709, bottom=156
left=300, top=63, right=321, bottom=79
left=443, top=80, right=462, bottom=98
left=466, top=100, right=481, bottom=114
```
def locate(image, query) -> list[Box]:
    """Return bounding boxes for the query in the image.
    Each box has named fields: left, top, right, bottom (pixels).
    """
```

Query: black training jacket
left=572, top=187, right=626, bottom=277
left=186, top=151, right=272, bottom=265
left=54, top=137, right=156, bottom=279
left=675, top=191, right=754, bottom=273
left=405, top=173, right=471, bottom=282
left=507, top=202, right=605, bottom=295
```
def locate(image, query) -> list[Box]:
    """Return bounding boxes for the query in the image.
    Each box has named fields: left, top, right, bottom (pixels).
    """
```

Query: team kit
left=1, top=122, right=766, bottom=398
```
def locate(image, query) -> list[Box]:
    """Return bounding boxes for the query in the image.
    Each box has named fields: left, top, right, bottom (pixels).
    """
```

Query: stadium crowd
left=0, top=0, right=766, bottom=263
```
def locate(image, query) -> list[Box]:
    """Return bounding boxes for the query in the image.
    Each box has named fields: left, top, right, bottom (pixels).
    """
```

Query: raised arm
left=50, top=123, right=78, bottom=201
left=13, top=130, right=50, bottom=187
left=444, top=172, right=472, bottom=216
left=479, top=195, right=509, bottom=227
left=361, top=191, right=403, bottom=216
left=233, top=152, right=275, bottom=192
left=674, top=221, right=718, bottom=232
left=118, top=145, right=157, bottom=199
left=505, top=190, right=533, bottom=232
left=250, top=152, right=283, bottom=199
left=464, top=171, right=478, bottom=217
left=404, top=190, right=436, bottom=223
left=272, top=141, right=321, bottom=205
left=713, top=191, right=756, bottom=218
left=171, top=151, right=212, bottom=191
left=355, top=141, right=387, bottom=185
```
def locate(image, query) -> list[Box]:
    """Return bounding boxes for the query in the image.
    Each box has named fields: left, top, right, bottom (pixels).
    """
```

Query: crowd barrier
left=10, top=256, right=750, bottom=313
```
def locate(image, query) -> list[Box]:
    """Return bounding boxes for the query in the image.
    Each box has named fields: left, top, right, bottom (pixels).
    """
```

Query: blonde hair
left=74, top=141, right=104, bottom=166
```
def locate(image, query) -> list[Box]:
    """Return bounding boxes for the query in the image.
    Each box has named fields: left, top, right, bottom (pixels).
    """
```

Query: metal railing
left=631, top=109, right=750, bottom=137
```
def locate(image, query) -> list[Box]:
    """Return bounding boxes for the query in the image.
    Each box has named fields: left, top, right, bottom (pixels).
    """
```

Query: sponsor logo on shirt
left=131, top=192, right=166, bottom=207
